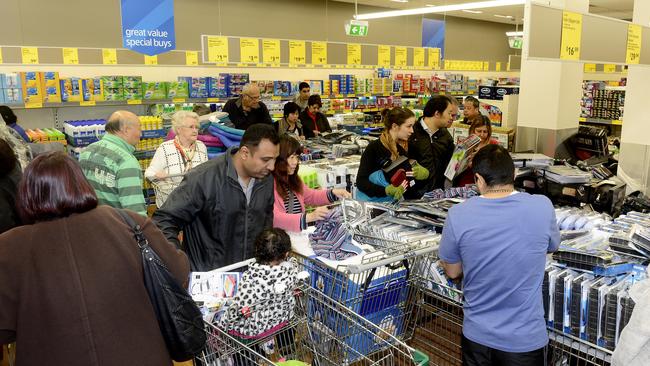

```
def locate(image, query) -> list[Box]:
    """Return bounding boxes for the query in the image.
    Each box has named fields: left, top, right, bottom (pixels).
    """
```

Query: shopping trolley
left=195, top=260, right=429, bottom=366
left=149, top=172, right=185, bottom=208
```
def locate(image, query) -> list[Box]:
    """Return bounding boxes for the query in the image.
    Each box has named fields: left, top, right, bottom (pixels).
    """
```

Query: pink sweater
left=273, top=180, right=331, bottom=232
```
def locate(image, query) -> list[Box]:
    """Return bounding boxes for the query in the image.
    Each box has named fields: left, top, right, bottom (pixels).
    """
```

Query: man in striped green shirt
left=79, top=110, right=147, bottom=216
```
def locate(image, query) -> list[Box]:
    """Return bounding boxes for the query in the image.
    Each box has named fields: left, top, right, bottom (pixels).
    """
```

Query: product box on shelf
left=103, top=88, right=124, bottom=101
left=179, top=77, right=209, bottom=99
left=3, top=88, right=22, bottom=104
left=122, top=76, right=142, bottom=89
left=142, top=82, right=168, bottom=100
left=100, top=76, right=123, bottom=89
left=123, top=88, right=143, bottom=100
left=82, top=78, right=104, bottom=102
left=61, top=77, right=82, bottom=102
left=166, top=81, right=189, bottom=99
left=42, top=72, right=61, bottom=103
left=479, top=85, right=519, bottom=100
left=0, top=73, right=21, bottom=89
left=273, top=81, right=291, bottom=97
left=308, top=80, right=324, bottom=95
left=20, top=72, right=44, bottom=103
left=256, top=80, right=274, bottom=98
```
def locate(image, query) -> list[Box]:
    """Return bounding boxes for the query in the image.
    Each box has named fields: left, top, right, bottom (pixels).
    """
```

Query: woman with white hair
left=145, top=110, right=208, bottom=181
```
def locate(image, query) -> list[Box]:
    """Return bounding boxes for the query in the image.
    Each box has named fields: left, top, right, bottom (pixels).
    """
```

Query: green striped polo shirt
left=79, top=133, right=146, bottom=216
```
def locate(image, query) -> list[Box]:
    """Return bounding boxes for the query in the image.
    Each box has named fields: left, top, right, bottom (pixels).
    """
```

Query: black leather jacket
left=153, top=148, right=274, bottom=271
left=407, top=118, right=455, bottom=198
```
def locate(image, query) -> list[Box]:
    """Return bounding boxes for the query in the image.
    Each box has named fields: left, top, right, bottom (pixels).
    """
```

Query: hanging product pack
left=115, top=209, right=206, bottom=361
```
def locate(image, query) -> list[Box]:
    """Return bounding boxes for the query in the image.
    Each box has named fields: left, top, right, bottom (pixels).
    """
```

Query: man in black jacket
left=153, top=124, right=280, bottom=271
left=222, top=83, right=273, bottom=130
left=407, top=95, right=455, bottom=198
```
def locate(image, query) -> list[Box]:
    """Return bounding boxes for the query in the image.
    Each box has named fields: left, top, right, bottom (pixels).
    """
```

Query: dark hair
left=254, top=228, right=292, bottom=264
left=472, top=145, right=514, bottom=187
left=273, top=134, right=303, bottom=198
left=0, top=105, right=17, bottom=125
left=469, top=116, right=492, bottom=139
left=464, top=96, right=480, bottom=109
left=307, top=95, right=322, bottom=108
left=240, top=123, right=280, bottom=152
left=383, top=107, right=415, bottom=130
left=0, top=139, right=17, bottom=176
left=423, top=95, right=453, bottom=118
left=283, top=102, right=301, bottom=118
left=298, top=82, right=310, bottom=91
left=17, top=152, right=98, bottom=224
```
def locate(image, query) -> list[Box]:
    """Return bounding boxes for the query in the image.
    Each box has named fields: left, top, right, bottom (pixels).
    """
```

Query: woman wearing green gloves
left=356, top=107, right=429, bottom=202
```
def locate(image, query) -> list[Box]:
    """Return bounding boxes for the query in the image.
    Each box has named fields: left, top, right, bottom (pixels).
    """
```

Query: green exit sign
left=345, top=20, right=369, bottom=37
left=508, top=37, right=523, bottom=49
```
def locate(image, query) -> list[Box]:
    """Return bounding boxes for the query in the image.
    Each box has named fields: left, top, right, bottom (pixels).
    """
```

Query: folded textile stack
left=309, top=208, right=362, bottom=261
left=206, top=121, right=244, bottom=149
left=423, top=186, right=479, bottom=200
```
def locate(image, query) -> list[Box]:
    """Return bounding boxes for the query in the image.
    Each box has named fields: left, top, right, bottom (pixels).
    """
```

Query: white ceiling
left=334, top=0, right=634, bottom=24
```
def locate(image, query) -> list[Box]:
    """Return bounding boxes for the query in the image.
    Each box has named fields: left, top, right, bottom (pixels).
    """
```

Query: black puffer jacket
left=407, top=118, right=455, bottom=198
left=153, top=147, right=274, bottom=271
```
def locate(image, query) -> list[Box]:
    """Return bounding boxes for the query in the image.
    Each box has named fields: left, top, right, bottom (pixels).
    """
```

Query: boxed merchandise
left=121, top=76, right=142, bottom=89
left=1, top=73, right=21, bottom=88
left=256, top=80, right=274, bottom=98
left=100, top=76, right=123, bottom=88
left=142, top=82, right=167, bottom=100
left=20, top=72, right=44, bottom=103
left=123, top=88, right=143, bottom=100
left=210, top=75, right=228, bottom=98
left=42, top=72, right=61, bottom=103
left=166, top=81, right=189, bottom=99
left=273, top=81, right=291, bottom=97
left=60, top=77, right=82, bottom=102
left=308, top=80, right=323, bottom=95
left=3, top=88, right=23, bottom=103
left=82, top=78, right=104, bottom=101
left=179, top=77, right=209, bottom=98
left=227, top=73, right=249, bottom=97
left=103, top=88, right=124, bottom=101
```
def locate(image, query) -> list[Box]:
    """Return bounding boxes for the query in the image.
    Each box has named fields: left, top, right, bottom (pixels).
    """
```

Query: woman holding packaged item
left=0, top=152, right=190, bottom=365
left=273, top=134, right=350, bottom=232
left=455, top=116, right=500, bottom=187
left=145, top=110, right=208, bottom=206
left=356, top=107, right=429, bottom=202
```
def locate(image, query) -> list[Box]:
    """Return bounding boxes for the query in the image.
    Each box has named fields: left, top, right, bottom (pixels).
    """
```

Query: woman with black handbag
left=0, top=152, right=196, bottom=365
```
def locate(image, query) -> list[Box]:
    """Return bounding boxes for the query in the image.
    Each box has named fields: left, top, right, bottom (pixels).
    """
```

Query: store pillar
left=516, top=0, right=589, bottom=157
left=617, top=0, right=650, bottom=194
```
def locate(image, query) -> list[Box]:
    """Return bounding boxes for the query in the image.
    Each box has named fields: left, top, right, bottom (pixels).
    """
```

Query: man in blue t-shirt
left=439, top=145, right=560, bottom=366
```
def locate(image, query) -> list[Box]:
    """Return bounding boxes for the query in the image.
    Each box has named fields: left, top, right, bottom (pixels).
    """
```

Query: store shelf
left=579, top=117, right=623, bottom=126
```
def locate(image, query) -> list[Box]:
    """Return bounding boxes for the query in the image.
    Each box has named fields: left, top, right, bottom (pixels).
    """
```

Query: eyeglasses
left=244, top=94, right=261, bottom=100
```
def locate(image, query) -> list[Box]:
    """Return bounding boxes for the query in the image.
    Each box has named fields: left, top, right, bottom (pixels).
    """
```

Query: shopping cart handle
left=345, top=245, right=437, bottom=274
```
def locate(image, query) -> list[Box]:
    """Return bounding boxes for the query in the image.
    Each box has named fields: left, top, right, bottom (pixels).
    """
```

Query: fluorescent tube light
left=506, top=31, right=523, bottom=36
left=354, top=0, right=525, bottom=20
left=390, top=0, right=409, bottom=2
left=494, top=14, right=514, bottom=18
left=462, top=9, right=483, bottom=13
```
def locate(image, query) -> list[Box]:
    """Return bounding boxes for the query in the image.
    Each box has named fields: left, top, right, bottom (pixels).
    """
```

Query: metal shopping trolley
left=150, top=172, right=185, bottom=208
left=195, top=260, right=429, bottom=366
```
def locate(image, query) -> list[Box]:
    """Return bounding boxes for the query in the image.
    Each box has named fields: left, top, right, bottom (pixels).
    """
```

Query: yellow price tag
left=483, top=61, right=489, bottom=71
left=25, top=100, right=43, bottom=108
left=560, top=11, right=582, bottom=60
left=347, top=44, right=361, bottom=65
left=413, top=47, right=425, bottom=67
left=62, top=48, right=79, bottom=65
left=395, top=47, right=407, bottom=67
left=272, top=96, right=281, bottom=101
left=262, top=39, right=281, bottom=64
left=185, top=51, right=199, bottom=66
left=311, top=41, right=327, bottom=65
left=144, top=55, right=158, bottom=65
left=289, top=40, right=306, bottom=65
left=21, top=47, right=39, bottom=64
left=583, top=63, right=596, bottom=73
left=102, top=48, right=118, bottom=65
left=428, top=48, right=441, bottom=69
left=0, top=47, right=3, bottom=64
left=240, top=38, right=260, bottom=63
left=579, top=117, right=586, bottom=122
left=127, top=99, right=142, bottom=105
left=496, top=62, right=502, bottom=71
left=207, top=36, right=229, bottom=63
left=172, top=98, right=185, bottom=103
left=612, top=120, right=622, bottom=125
left=603, top=64, right=616, bottom=73
left=80, top=100, right=96, bottom=106
left=626, top=24, right=642, bottom=64
left=377, top=45, right=391, bottom=67
left=207, top=98, right=220, bottom=102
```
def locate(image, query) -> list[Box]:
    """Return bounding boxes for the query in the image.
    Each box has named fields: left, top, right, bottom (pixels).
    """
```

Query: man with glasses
left=222, top=83, right=273, bottom=130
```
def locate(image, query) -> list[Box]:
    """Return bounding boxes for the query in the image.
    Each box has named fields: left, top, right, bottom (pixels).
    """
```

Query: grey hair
left=171, top=110, right=199, bottom=133
left=241, top=83, right=259, bottom=95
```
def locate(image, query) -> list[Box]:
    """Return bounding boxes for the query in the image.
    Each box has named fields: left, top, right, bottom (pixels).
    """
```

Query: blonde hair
left=171, top=111, right=199, bottom=133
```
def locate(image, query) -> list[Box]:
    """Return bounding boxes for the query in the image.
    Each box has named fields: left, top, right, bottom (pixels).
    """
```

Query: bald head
left=105, top=110, right=141, bottom=146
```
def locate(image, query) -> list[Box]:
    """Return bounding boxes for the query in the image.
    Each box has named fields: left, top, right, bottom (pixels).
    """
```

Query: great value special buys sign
left=121, top=0, right=175, bottom=56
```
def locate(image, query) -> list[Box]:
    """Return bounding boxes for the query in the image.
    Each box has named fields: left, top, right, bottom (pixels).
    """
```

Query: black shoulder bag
left=116, top=209, right=206, bottom=361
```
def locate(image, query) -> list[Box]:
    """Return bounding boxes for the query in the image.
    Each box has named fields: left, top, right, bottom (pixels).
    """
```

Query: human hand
left=306, top=206, right=329, bottom=223
left=411, top=163, right=429, bottom=180
left=332, top=188, right=351, bottom=199
left=385, top=185, right=405, bottom=200
left=154, top=171, right=168, bottom=179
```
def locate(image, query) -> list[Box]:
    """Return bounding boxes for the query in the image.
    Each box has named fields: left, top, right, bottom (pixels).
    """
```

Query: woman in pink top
left=273, top=135, right=350, bottom=232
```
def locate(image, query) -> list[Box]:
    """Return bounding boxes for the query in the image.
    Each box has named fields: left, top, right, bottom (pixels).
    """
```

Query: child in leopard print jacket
left=217, top=228, right=300, bottom=339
